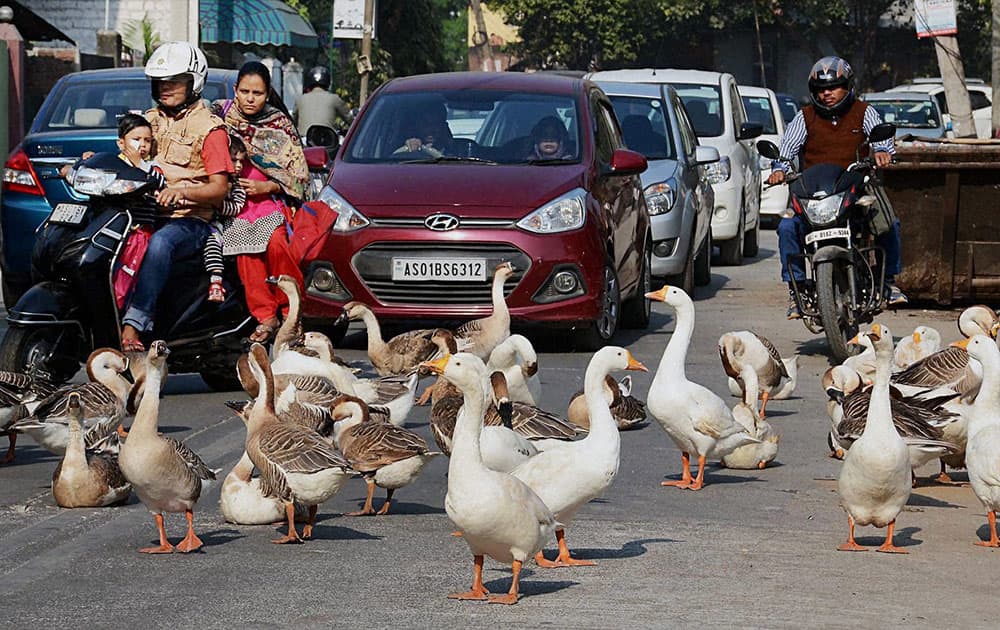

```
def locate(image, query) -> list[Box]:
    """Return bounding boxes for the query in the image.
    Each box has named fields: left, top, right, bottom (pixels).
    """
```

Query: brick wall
left=31, top=0, right=189, bottom=55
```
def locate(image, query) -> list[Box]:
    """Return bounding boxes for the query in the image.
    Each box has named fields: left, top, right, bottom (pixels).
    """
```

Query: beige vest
left=146, top=100, right=225, bottom=220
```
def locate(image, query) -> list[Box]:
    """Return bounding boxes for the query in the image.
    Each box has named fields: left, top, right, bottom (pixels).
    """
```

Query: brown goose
left=891, top=346, right=982, bottom=402
left=567, top=374, right=647, bottom=431
left=266, top=274, right=306, bottom=356
left=0, top=370, right=57, bottom=464
left=454, top=262, right=515, bottom=360
left=719, top=331, right=797, bottom=417
left=334, top=301, right=440, bottom=376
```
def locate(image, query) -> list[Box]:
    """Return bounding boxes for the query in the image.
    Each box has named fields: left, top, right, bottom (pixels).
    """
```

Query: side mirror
left=607, top=148, right=647, bottom=176
left=306, top=124, right=339, bottom=149
left=756, top=139, right=781, bottom=160
left=694, top=145, right=720, bottom=165
left=738, top=122, right=763, bottom=140
left=868, top=122, right=896, bottom=143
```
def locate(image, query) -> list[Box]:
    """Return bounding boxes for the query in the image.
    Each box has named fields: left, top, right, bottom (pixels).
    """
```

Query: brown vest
left=146, top=100, right=225, bottom=221
left=801, top=99, right=869, bottom=170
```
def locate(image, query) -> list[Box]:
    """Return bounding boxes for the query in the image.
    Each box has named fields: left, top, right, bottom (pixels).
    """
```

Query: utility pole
left=993, top=0, right=1000, bottom=137
left=934, top=34, right=976, bottom=138
left=358, top=0, right=375, bottom=104
left=469, top=0, right=494, bottom=72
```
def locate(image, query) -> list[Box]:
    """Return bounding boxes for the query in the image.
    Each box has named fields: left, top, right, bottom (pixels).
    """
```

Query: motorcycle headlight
left=318, top=185, right=370, bottom=232
left=804, top=194, right=844, bottom=225
left=71, top=167, right=118, bottom=196
left=517, top=188, right=585, bottom=234
left=704, top=155, right=731, bottom=184
left=644, top=181, right=676, bottom=216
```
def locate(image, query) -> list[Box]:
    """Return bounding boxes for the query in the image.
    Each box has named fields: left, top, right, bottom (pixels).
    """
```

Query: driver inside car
left=394, top=102, right=453, bottom=157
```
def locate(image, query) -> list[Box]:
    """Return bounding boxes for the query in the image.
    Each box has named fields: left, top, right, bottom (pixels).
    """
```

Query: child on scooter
left=202, top=134, right=248, bottom=302
left=60, top=113, right=165, bottom=187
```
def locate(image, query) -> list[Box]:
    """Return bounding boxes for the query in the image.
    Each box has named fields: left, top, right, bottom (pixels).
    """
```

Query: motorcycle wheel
left=815, top=262, right=860, bottom=363
left=0, top=325, right=81, bottom=384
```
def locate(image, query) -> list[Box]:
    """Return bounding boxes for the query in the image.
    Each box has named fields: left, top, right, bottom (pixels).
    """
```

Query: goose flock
left=3, top=265, right=1000, bottom=604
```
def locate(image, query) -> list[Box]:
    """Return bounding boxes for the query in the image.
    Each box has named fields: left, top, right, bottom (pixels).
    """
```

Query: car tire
left=694, top=229, right=712, bottom=287
left=717, top=203, right=745, bottom=266
left=666, top=244, right=695, bottom=296
left=578, top=264, right=620, bottom=350
left=621, top=244, right=651, bottom=330
left=744, top=212, right=760, bottom=258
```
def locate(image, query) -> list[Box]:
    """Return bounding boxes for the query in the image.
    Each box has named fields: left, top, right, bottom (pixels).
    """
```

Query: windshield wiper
left=400, top=155, right=498, bottom=165
left=526, top=158, right=573, bottom=165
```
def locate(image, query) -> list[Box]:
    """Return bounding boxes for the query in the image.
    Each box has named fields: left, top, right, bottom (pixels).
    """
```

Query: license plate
left=804, top=227, right=850, bottom=245
left=391, top=258, right=487, bottom=282
left=49, top=203, right=88, bottom=225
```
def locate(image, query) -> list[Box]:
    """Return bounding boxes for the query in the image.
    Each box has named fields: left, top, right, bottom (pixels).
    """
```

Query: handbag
left=113, top=225, right=154, bottom=309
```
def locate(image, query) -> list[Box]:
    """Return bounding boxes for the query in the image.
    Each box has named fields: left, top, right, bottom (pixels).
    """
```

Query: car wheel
left=579, top=265, right=620, bottom=350
left=694, top=229, right=712, bottom=287
left=744, top=212, right=760, bottom=258
left=666, top=243, right=695, bottom=296
left=621, top=245, right=651, bottom=330
left=717, top=203, right=745, bottom=266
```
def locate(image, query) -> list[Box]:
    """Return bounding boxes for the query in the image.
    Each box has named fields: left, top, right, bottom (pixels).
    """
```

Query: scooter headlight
left=803, top=194, right=844, bottom=226
left=70, top=167, right=117, bottom=196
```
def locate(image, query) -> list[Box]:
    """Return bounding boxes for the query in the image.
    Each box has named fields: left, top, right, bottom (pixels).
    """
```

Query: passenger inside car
left=526, top=115, right=572, bottom=160
left=621, top=114, right=669, bottom=157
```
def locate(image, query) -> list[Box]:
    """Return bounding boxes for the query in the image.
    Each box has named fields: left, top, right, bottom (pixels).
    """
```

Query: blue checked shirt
left=774, top=105, right=894, bottom=172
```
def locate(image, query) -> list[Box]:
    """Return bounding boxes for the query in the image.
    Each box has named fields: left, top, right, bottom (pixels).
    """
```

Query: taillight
left=3, top=146, right=45, bottom=196
left=791, top=196, right=803, bottom=215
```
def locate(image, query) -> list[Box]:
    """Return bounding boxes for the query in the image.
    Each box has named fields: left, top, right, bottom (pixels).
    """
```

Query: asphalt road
left=1, top=230, right=996, bottom=629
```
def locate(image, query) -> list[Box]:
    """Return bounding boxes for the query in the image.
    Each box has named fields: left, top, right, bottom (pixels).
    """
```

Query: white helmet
left=145, top=41, right=208, bottom=96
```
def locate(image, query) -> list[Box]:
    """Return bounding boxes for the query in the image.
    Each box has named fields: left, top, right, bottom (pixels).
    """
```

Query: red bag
left=113, top=225, right=154, bottom=309
left=289, top=200, right=339, bottom=264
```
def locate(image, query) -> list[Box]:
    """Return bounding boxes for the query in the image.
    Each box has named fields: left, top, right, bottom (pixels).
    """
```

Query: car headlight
left=516, top=188, right=585, bottom=234
left=318, top=185, right=370, bottom=232
left=804, top=194, right=844, bottom=226
left=644, top=181, right=676, bottom=216
left=704, top=155, right=731, bottom=184
left=70, top=167, right=118, bottom=196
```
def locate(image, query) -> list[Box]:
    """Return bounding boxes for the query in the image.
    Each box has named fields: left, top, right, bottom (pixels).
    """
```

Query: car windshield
left=672, top=84, right=723, bottom=137
left=344, top=89, right=581, bottom=165
left=607, top=95, right=675, bottom=160
left=741, top=95, right=778, bottom=135
left=867, top=100, right=940, bottom=129
left=36, top=78, right=229, bottom=132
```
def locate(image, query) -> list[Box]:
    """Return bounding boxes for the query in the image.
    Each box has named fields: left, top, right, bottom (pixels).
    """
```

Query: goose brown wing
left=892, top=347, right=970, bottom=390
left=257, top=424, right=352, bottom=475
left=31, top=383, right=122, bottom=420
left=508, top=403, right=579, bottom=440
left=429, top=395, right=460, bottom=455
left=368, top=374, right=416, bottom=404
left=386, top=329, right=438, bottom=369
left=284, top=401, right=335, bottom=436
left=837, top=389, right=950, bottom=441
left=89, top=453, right=131, bottom=492
left=166, top=436, right=217, bottom=482
left=612, top=394, right=646, bottom=428
left=752, top=332, right=788, bottom=378
left=454, top=319, right=484, bottom=337
left=287, top=374, right=341, bottom=407
left=343, top=422, right=430, bottom=472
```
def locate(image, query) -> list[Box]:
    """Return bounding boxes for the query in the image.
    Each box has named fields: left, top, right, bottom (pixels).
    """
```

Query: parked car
left=0, top=66, right=238, bottom=308
left=739, top=85, right=788, bottom=227
left=861, top=91, right=947, bottom=140
left=588, top=68, right=762, bottom=266
left=887, top=79, right=992, bottom=139
left=596, top=80, right=719, bottom=293
left=775, top=92, right=800, bottom=124
left=306, top=72, right=652, bottom=347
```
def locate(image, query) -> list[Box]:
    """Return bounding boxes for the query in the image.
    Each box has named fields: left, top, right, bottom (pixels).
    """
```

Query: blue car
left=0, top=67, right=237, bottom=307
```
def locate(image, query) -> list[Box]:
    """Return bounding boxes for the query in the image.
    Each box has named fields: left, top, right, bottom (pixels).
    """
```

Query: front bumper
left=709, top=179, right=741, bottom=241
left=648, top=208, right=687, bottom=277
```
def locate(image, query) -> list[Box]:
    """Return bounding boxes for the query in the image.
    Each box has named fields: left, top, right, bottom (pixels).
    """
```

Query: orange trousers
left=236, top=225, right=304, bottom=324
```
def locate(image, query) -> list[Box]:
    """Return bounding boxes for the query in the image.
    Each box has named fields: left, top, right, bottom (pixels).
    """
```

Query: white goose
left=486, top=334, right=541, bottom=406
left=843, top=333, right=877, bottom=385
left=454, top=262, right=515, bottom=360
left=646, top=285, right=758, bottom=490
left=719, top=331, right=798, bottom=416
left=893, top=325, right=941, bottom=370
left=421, top=352, right=557, bottom=605
left=510, top=346, right=646, bottom=567
left=721, top=366, right=780, bottom=470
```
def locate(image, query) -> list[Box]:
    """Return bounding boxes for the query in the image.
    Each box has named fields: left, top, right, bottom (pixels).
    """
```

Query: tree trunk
left=934, top=35, right=976, bottom=138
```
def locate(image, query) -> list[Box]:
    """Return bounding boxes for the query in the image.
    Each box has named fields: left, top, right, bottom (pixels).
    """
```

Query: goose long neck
left=864, top=346, right=895, bottom=438
left=231, top=451, right=255, bottom=482
left=63, top=415, right=87, bottom=467
left=274, top=285, right=302, bottom=351
left=130, top=364, right=164, bottom=437
left=583, top=361, right=619, bottom=442
left=361, top=310, right=387, bottom=356
left=656, top=302, right=693, bottom=381
left=450, top=379, right=487, bottom=471
left=972, top=349, right=1000, bottom=427
left=491, top=274, right=509, bottom=320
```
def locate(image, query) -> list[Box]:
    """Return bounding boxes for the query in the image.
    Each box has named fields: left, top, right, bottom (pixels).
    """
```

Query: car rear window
left=866, top=100, right=941, bottom=129
left=672, top=84, right=723, bottom=138
left=607, top=95, right=675, bottom=160
left=344, top=89, right=581, bottom=165
left=741, top=95, right=778, bottom=135
left=36, top=78, right=230, bottom=131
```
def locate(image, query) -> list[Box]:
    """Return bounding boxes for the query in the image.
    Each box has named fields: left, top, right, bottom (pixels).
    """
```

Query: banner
left=333, top=0, right=376, bottom=40
left=914, top=0, right=957, bottom=38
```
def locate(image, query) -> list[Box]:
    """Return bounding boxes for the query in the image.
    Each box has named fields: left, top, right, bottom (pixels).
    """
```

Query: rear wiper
left=400, top=155, right=498, bottom=165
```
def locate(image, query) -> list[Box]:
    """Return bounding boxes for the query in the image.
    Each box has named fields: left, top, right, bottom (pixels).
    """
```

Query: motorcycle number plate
left=804, top=227, right=850, bottom=245
left=49, top=203, right=88, bottom=225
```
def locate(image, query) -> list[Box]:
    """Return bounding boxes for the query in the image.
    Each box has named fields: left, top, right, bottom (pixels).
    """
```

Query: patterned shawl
left=212, top=99, right=308, bottom=201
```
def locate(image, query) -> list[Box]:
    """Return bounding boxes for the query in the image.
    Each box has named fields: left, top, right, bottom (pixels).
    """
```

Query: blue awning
left=200, top=0, right=318, bottom=48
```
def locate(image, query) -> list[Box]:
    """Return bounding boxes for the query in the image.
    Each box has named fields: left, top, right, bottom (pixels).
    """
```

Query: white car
left=887, top=79, right=993, bottom=139
left=588, top=69, right=762, bottom=265
left=739, top=85, right=788, bottom=226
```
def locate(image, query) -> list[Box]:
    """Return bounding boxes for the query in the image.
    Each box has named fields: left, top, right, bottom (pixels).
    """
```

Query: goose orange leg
left=176, top=509, right=204, bottom=553
left=273, top=502, right=303, bottom=544
left=535, top=529, right=595, bottom=568
left=347, top=479, right=377, bottom=516
left=302, top=505, right=318, bottom=539
left=837, top=515, right=867, bottom=552
left=376, top=489, right=395, bottom=515
left=448, top=555, right=490, bottom=600
left=935, top=460, right=953, bottom=484
left=876, top=520, right=908, bottom=554
left=759, top=391, right=770, bottom=419
left=661, top=452, right=693, bottom=488
left=140, top=513, right=175, bottom=554
left=975, top=511, right=999, bottom=548
left=487, top=560, right=522, bottom=605
left=686, top=455, right=707, bottom=490
left=1, top=435, right=15, bottom=464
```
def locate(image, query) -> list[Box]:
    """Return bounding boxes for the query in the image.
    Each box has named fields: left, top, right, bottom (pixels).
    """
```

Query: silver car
left=596, top=81, right=719, bottom=292
left=861, top=91, right=947, bottom=140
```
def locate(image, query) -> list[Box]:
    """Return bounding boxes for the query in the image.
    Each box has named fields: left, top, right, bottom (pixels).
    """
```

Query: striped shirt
left=774, top=105, right=894, bottom=172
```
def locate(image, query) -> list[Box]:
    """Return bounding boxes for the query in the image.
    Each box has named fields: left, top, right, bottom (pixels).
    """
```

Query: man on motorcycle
left=294, top=65, right=353, bottom=137
left=119, top=41, right=233, bottom=351
left=768, top=56, right=907, bottom=319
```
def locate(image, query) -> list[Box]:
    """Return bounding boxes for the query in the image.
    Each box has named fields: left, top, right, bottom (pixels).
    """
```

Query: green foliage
left=122, top=13, right=161, bottom=61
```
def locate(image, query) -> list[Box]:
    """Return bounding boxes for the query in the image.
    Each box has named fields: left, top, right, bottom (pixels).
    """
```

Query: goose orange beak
left=868, top=324, right=883, bottom=342
left=951, top=338, right=971, bottom=350
left=420, top=354, right=451, bottom=375
left=645, top=285, right=670, bottom=301
left=913, top=331, right=921, bottom=344
left=626, top=351, right=648, bottom=372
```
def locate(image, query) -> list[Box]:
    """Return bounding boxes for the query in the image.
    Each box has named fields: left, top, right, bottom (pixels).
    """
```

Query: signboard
left=914, top=0, right=957, bottom=38
left=333, top=0, right=376, bottom=40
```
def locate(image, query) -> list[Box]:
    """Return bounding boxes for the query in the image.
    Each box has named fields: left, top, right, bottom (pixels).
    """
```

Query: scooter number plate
left=50, top=203, right=88, bottom=225
left=804, top=227, right=850, bottom=245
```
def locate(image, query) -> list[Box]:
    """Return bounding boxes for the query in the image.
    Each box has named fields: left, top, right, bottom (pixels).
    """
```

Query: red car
left=305, top=72, right=651, bottom=347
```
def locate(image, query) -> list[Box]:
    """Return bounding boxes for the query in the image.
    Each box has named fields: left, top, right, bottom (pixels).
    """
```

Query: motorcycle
left=757, top=122, right=896, bottom=362
left=0, top=152, right=253, bottom=389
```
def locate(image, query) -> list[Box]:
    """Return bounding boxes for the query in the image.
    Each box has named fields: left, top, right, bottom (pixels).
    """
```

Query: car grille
left=353, top=242, right=531, bottom=304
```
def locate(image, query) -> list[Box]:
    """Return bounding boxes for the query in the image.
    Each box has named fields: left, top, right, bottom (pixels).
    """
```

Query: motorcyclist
left=768, top=56, right=907, bottom=319
left=294, top=65, right=353, bottom=136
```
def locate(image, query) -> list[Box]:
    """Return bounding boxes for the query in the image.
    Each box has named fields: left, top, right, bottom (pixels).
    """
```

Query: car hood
left=330, top=162, right=587, bottom=216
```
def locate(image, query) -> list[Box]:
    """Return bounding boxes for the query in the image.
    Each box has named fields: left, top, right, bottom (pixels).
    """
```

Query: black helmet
left=807, top=56, right=855, bottom=118
left=305, top=65, right=331, bottom=91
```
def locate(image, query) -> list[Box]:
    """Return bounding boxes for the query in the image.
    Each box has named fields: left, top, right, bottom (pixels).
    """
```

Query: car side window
left=934, top=92, right=948, bottom=115
left=728, top=82, right=747, bottom=134
left=674, top=95, right=697, bottom=157
left=591, top=96, right=616, bottom=163
left=970, top=91, right=992, bottom=110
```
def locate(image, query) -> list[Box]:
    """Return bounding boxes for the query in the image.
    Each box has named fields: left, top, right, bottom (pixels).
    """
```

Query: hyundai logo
left=424, top=213, right=460, bottom=231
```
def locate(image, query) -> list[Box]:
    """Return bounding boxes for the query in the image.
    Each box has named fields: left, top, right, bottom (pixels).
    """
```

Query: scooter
left=0, top=152, right=253, bottom=389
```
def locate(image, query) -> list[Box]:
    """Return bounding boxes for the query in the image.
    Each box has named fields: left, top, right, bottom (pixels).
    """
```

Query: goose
left=241, top=344, right=354, bottom=544
left=957, top=304, right=1000, bottom=340
left=11, top=348, right=134, bottom=456
left=566, top=375, right=646, bottom=431
left=266, top=275, right=307, bottom=357
left=420, top=352, right=557, bottom=604
left=51, top=392, right=131, bottom=508
left=334, top=301, right=440, bottom=376
left=488, top=370, right=581, bottom=450
left=486, top=334, right=541, bottom=406
left=719, top=331, right=798, bottom=416
left=454, top=262, right=515, bottom=360
left=509, top=346, right=646, bottom=567
left=893, top=325, right=941, bottom=370
left=0, top=370, right=56, bottom=464
left=721, top=366, right=780, bottom=470
left=952, top=335, right=1000, bottom=547
left=329, top=394, right=441, bottom=516
left=645, top=285, right=759, bottom=490
left=843, top=333, right=877, bottom=385
left=117, top=341, right=218, bottom=553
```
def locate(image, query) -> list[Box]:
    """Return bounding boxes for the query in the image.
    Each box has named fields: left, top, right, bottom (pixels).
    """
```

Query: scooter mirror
left=868, top=122, right=896, bottom=143
left=756, top=139, right=781, bottom=160
left=306, top=125, right=338, bottom=148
